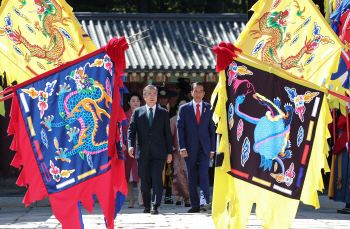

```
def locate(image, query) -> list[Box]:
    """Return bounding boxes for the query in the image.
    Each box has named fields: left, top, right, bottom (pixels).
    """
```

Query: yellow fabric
left=211, top=53, right=332, bottom=228
left=211, top=70, right=230, bottom=228
left=236, top=0, right=346, bottom=105
left=0, top=0, right=96, bottom=84
left=325, top=0, right=329, bottom=24
left=0, top=85, right=4, bottom=116
left=300, top=95, right=331, bottom=208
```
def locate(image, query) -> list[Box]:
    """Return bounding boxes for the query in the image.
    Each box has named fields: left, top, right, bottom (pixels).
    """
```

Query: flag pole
left=126, top=29, right=149, bottom=39
left=188, top=40, right=213, bottom=49
left=197, top=34, right=219, bottom=45
left=0, top=93, right=13, bottom=103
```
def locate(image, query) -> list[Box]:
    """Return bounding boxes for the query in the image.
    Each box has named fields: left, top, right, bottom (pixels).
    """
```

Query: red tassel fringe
left=103, top=37, right=129, bottom=78
left=213, top=42, right=242, bottom=72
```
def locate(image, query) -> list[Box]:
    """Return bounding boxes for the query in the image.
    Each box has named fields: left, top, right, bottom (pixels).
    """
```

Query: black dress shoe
left=188, top=207, right=200, bottom=213
left=185, top=203, right=191, bottom=207
left=337, top=208, right=350, bottom=214
left=143, top=207, right=150, bottom=213
left=151, top=205, right=158, bottom=215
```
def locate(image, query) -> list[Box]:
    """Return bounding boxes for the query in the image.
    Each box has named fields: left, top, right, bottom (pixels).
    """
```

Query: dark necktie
left=149, top=107, right=153, bottom=127
left=196, top=104, right=200, bottom=125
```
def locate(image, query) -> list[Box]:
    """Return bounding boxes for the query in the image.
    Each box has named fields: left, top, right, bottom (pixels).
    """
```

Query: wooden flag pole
left=188, top=40, right=213, bottom=49
left=197, top=34, right=219, bottom=45
left=126, top=29, right=149, bottom=39
left=128, top=35, right=150, bottom=45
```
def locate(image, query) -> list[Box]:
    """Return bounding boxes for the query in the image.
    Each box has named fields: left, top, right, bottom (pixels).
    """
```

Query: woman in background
left=170, top=96, right=191, bottom=206
left=123, top=92, right=143, bottom=208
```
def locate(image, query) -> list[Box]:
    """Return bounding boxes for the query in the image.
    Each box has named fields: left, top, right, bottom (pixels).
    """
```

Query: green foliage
left=67, top=0, right=247, bottom=13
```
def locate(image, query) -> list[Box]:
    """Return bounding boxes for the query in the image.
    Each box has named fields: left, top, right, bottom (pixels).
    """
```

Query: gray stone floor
left=1, top=187, right=350, bottom=228
left=0, top=198, right=350, bottom=229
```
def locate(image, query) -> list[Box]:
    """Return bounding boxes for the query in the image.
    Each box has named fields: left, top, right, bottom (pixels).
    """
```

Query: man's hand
left=180, top=150, right=188, bottom=158
left=210, top=152, right=214, bottom=159
left=167, top=155, right=172, bottom=163
left=128, top=148, right=134, bottom=158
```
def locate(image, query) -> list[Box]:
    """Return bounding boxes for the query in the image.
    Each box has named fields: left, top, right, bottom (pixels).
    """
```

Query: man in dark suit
left=177, top=82, right=216, bottom=213
left=128, top=85, right=173, bottom=215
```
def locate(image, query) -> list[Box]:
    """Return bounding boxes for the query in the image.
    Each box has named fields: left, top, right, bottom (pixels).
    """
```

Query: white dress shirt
left=193, top=100, right=203, bottom=116
left=180, top=100, right=214, bottom=155
left=146, top=104, right=156, bottom=118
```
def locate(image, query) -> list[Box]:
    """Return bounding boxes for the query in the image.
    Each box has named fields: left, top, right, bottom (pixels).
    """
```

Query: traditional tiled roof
left=75, top=13, right=247, bottom=73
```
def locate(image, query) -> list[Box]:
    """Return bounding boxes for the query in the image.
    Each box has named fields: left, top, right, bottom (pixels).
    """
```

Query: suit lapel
left=141, top=106, right=150, bottom=130
left=150, top=106, right=160, bottom=129
left=189, top=101, right=199, bottom=126
left=199, top=102, right=207, bottom=125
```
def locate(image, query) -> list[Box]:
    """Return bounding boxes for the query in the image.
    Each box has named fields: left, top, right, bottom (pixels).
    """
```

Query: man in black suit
left=128, top=85, right=173, bottom=214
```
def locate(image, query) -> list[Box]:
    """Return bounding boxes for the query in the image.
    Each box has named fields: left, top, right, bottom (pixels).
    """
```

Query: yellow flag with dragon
left=0, top=0, right=96, bottom=84
left=236, top=0, right=346, bottom=88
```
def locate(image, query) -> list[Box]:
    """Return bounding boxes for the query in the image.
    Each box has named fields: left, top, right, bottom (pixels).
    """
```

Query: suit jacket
left=128, top=105, right=172, bottom=161
left=177, top=101, right=216, bottom=157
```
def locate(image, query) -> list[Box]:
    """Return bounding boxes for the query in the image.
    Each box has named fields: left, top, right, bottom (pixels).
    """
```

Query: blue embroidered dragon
left=234, top=79, right=294, bottom=180
left=41, top=66, right=112, bottom=167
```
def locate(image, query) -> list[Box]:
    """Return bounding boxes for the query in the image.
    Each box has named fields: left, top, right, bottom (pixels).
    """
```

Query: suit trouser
left=138, top=157, right=165, bottom=208
left=184, top=141, right=210, bottom=208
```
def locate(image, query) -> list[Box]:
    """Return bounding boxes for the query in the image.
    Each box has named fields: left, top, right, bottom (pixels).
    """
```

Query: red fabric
left=212, top=42, right=240, bottom=72
left=102, top=38, right=128, bottom=225
left=333, top=115, right=350, bottom=155
left=219, top=41, right=242, bottom=53
left=49, top=166, right=119, bottom=229
left=196, top=104, right=200, bottom=125
left=104, top=38, right=128, bottom=159
left=8, top=93, right=48, bottom=206
left=103, top=37, right=129, bottom=79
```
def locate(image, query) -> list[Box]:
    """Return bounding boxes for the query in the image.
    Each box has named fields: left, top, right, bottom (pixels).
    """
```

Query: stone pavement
left=1, top=197, right=350, bottom=229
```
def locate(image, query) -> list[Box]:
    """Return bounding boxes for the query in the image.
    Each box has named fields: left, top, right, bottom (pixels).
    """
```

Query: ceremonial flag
left=8, top=40, right=128, bottom=229
left=211, top=44, right=331, bottom=229
left=0, top=0, right=96, bottom=84
left=327, top=0, right=350, bottom=200
left=236, top=0, right=345, bottom=90
left=326, top=1, right=350, bottom=113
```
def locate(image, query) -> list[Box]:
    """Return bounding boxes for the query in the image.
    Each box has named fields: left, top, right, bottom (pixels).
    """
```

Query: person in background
left=128, top=85, right=173, bottom=215
left=123, top=92, right=143, bottom=208
left=177, top=82, right=216, bottom=213
left=328, top=114, right=350, bottom=214
left=170, top=78, right=192, bottom=118
left=157, top=84, right=178, bottom=204
left=170, top=96, right=191, bottom=207
left=158, top=83, right=179, bottom=115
